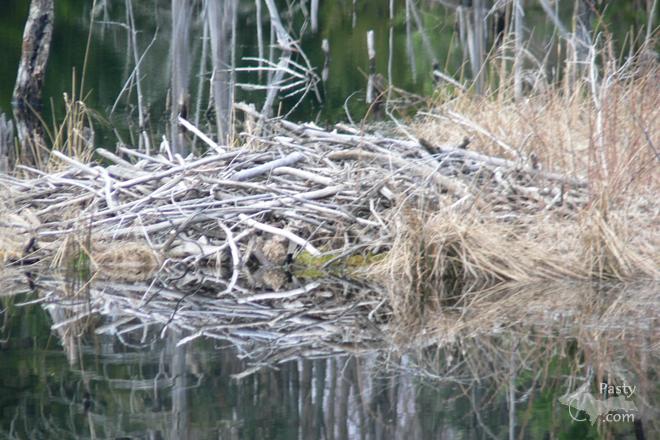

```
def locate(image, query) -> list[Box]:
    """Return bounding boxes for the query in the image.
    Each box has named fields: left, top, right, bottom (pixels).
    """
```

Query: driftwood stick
left=50, top=150, right=101, bottom=178
left=272, top=166, right=334, bottom=185
left=229, top=152, right=305, bottom=181
left=118, top=150, right=243, bottom=188
left=238, top=213, right=320, bottom=256
left=96, top=148, right=138, bottom=169
left=247, top=185, right=344, bottom=210
left=178, top=116, right=226, bottom=153
left=97, top=212, right=217, bottom=239
left=36, top=193, right=95, bottom=216
left=328, top=149, right=467, bottom=195
left=218, top=220, right=241, bottom=296
left=117, top=146, right=173, bottom=165
left=237, top=281, right=321, bottom=303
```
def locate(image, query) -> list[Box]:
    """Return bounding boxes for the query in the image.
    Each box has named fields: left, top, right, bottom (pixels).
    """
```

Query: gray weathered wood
left=366, top=30, right=376, bottom=104
left=170, top=0, right=193, bottom=156
left=12, top=0, right=54, bottom=167
left=0, top=113, right=14, bottom=173
left=207, top=0, right=237, bottom=143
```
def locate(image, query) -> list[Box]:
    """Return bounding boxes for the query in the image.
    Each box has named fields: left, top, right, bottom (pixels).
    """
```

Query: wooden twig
left=238, top=214, right=320, bottom=256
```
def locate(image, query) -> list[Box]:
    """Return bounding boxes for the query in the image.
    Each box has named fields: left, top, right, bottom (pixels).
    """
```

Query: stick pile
left=1, top=111, right=588, bottom=275
left=0, top=113, right=595, bottom=367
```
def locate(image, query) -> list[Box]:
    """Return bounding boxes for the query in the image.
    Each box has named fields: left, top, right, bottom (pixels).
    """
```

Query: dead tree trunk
left=207, top=0, right=236, bottom=144
left=170, top=0, right=192, bottom=156
left=12, top=0, right=54, bottom=167
left=311, top=0, right=319, bottom=33
left=0, top=114, right=15, bottom=173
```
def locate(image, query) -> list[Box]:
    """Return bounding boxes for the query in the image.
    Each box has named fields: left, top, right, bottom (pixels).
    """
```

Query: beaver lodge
left=1, top=70, right=659, bottom=366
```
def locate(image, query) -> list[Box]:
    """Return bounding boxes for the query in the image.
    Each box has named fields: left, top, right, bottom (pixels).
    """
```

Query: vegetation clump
left=368, top=55, right=659, bottom=322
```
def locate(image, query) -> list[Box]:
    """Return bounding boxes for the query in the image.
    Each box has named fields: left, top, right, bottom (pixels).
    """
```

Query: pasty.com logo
left=559, top=382, right=637, bottom=424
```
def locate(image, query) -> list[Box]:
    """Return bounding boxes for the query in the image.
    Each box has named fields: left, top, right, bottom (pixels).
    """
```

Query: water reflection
left=1, top=268, right=657, bottom=439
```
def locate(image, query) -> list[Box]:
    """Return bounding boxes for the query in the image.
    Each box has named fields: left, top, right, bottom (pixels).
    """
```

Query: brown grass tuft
left=93, top=242, right=160, bottom=281
left=373, top=196, right=658, bottom=326
left=376, top=54, right=659, bottom=321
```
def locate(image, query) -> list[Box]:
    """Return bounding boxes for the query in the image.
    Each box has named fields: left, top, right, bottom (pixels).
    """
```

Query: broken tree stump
left=12, top=0, right=54, bottom=167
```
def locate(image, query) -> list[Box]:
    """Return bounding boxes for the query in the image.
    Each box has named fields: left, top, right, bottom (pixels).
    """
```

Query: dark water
left=1, top=0, right=448, bottom=146
left=1, top=274, right=657, bottom=439
left=0, top=298, right=604, bottom=439
left=0, top=1, right=651, bottom=147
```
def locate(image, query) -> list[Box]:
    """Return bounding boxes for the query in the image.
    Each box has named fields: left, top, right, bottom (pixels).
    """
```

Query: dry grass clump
left=373, top=199, right=658, bottom=326
left=48, top=230, right=159, bottom=282
left=579, top=197, right=660, bottom=280
left=0, top=210, right=40, bottom=263
left=92, top=242, right=160, bottom=281
left=375, top=53, right=658, bottom=322
left=373, top=210, right=528, bottom=325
